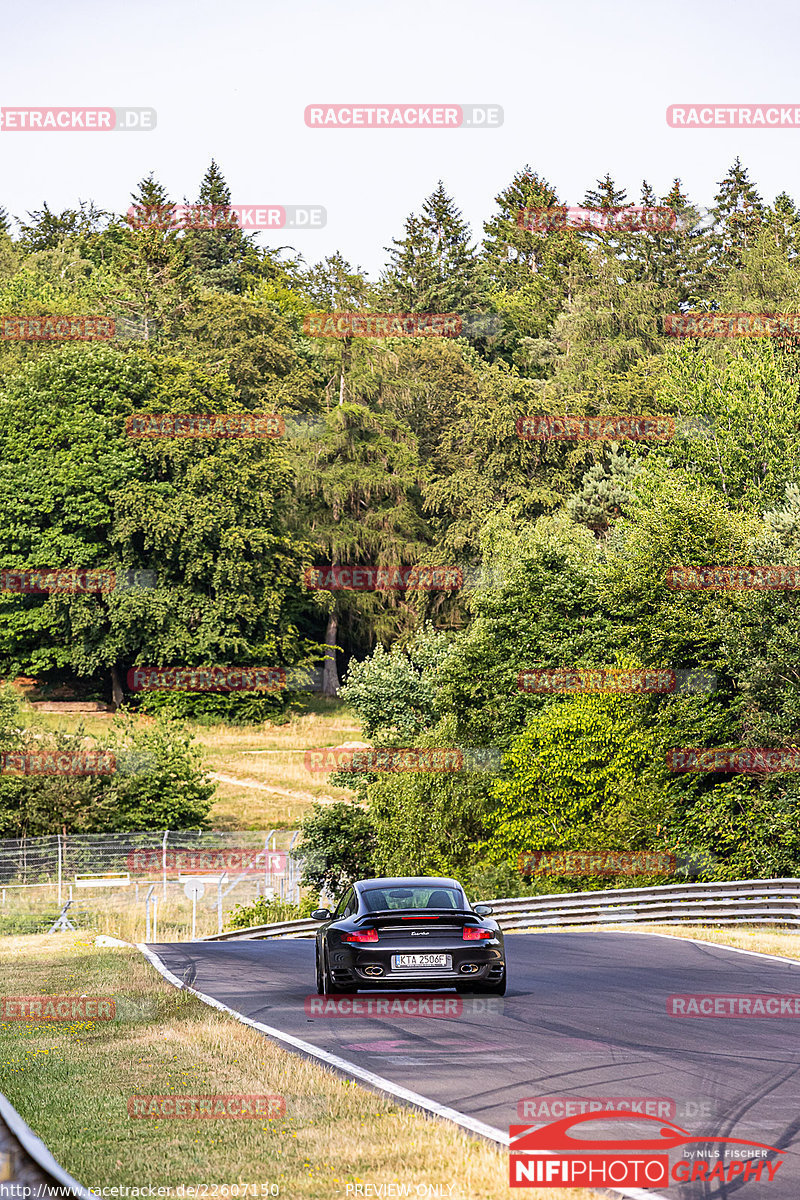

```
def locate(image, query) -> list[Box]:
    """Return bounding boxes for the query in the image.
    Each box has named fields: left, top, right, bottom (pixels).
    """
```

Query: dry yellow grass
left=198, top=710, right=364, bottom=828
left=30, top=706, right=364, bottom=830
left=1, top=887, right=263, bottom=943
left=0, top=934, right=602, bottom=1200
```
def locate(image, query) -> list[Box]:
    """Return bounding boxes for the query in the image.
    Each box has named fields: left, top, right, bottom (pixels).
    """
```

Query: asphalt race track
left=144, top=931, right=800, bottom=1199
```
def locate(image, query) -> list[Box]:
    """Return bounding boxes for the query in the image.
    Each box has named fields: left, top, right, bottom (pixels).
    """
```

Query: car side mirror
left=311, top=908, right=332, bottom=921
left=473, top=904, right=493, bottom=916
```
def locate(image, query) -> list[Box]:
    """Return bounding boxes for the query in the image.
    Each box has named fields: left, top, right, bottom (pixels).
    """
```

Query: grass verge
left=0, top=933, right=599, bottom=1200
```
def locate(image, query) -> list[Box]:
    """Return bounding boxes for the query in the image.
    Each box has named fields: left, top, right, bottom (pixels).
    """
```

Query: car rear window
left=361, top=886, right=464, bottom=911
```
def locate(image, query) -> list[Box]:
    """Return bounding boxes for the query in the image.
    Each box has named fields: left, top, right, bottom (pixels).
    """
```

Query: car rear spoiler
left=356, top=908, right=482, bottom=924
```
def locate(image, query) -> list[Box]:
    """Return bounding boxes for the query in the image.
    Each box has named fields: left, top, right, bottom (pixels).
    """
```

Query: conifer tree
left=183, top=160, right=259, bottom=292
left=382, top=182, right=487, bottom=313
left=707, top=158, right=765, bottom=280
left=580, top=173, right=637, bottom=263
left=482, top=166, right=561, bottom=287
left=293, top=402, right=429, bottom=694
left=625, top=179, right=706, bottom=303
left=17, top=200, right=107, bottom=251
left=566, top=450, right=640, bottom=533
left=583, top=173, right=628, bottom=211
left=110, top=174, right=193, bottom=340
left=128, top=173, right=176, bottom=230
left=766, top=192, right=800, bottom=261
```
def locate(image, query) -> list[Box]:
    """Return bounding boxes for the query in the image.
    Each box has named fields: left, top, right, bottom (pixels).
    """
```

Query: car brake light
left=342, top=928, right=379, bottom=943
left=463, top=926, right=492, bottom=940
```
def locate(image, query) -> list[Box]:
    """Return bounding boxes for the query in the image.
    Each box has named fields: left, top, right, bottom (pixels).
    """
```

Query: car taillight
left=342, top=928, right=379, bottom=943
left=463, top=926, right=492, bottom=940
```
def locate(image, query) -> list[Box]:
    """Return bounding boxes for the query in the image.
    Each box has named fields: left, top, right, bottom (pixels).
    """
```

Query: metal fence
left=203, top=878, right=800, bottom=940
left=0, top=829, right=303, bottom=908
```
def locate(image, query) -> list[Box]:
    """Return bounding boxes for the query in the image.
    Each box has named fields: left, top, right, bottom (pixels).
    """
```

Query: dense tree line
left=3, top=157, right=800, bottom=877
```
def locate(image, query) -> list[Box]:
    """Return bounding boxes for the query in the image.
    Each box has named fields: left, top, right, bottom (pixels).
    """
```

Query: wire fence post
left=162, top=829, right=169, bottom=901
left=145, top=884, right=155, bottom=941
left=217, top=872, right=227, bottom=935
left=57, top=832, right=63, bottom=906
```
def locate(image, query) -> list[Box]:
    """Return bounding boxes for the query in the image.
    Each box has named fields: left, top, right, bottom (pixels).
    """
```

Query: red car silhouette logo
left=510, top=1110, right=780, bottom=1154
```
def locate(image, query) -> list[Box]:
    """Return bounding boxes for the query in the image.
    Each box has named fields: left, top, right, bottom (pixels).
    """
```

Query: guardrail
left=202, top=877, right=800, bottom=941
left=0, top=1092, right=92, bottom=1199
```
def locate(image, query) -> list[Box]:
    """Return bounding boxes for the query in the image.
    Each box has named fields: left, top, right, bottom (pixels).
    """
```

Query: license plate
left=392, top=953, right=449, bottom=969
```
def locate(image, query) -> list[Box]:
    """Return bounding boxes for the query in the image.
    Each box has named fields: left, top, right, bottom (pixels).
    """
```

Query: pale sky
left=2, top=0, right=799, bottom=276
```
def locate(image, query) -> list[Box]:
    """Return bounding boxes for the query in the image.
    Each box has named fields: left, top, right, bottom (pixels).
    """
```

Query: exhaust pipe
left=363, top=965, right=384, bottom=977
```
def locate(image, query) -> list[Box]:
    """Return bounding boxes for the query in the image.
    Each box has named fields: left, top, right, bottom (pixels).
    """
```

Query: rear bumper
left=330, top=943, right=505, bottom=988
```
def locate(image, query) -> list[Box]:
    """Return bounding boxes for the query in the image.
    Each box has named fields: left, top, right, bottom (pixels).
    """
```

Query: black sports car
left=311, top=876, right=506, bottom=995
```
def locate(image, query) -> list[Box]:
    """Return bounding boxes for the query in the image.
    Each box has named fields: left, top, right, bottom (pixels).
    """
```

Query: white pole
left=57, top=833, right=62, bottom=905
left=192, top=891, right=197, bottom=940
left=217, top=873, right=226, bottom=935
left=152, top=894, right=158, bottom=942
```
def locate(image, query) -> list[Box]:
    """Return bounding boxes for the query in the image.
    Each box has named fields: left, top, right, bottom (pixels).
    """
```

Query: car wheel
left=322, top=949, right=349, bottom=995
left=315, top=948, right=325, bottom=995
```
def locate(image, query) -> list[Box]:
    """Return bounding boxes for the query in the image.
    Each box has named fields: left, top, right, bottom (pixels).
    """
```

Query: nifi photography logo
left=509, top=1111, right=783, bottom=1188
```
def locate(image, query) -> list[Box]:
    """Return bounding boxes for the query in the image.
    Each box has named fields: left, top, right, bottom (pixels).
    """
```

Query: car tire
left=321, top=949, right=349, bottom=995
left=315, top=949, right=325, bottom=995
